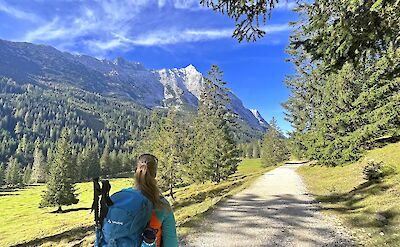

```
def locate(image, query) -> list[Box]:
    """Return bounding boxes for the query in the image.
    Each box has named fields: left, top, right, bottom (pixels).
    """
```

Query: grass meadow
left=0, top=158, right=274, bottom=246
left=298, top=142, right=400, bottom=246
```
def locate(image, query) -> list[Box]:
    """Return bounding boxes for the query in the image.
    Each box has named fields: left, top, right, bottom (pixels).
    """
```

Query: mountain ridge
left=0, top=39, right=269, bottom=131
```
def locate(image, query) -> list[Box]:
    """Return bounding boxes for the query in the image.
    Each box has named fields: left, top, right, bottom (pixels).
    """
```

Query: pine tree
left=261, top=118, right=289, bottom=166
left=30, top=146, right=47, bottom=183
left=70, top=148, right=79, bottom=182
left=23, top=165, right=32, bottom=185
left=192, top=65, right=241, bottom=183
left=40, top=129, right=79, bottom=212
left=5, top=157, right=22, bottom=186
left=15, top=134, right=30, bottom=164
left=86, top=146, right=101, bottom=179
left=153, top=109, right=189, bottom=199
left=120, top=151, right=132, bottom=173
left=46, top=147, right=54, bottom=170
left=252, top=142, right=260, bottom=158
left=110, top=150, right=122, bottom=176
left=14, top=121, right=23, bottom=135
left=100, top=146, right=111, bottom=177
left=136, top=109, right=164, bottom=156
left=76, top=151, right=86, bottom=182
left=0, top=164, right=4, bottom=185
left=283, top=0, right=400, bottom=166
left=245, top=143, right=253, bottom=158
left=201, top=0, right=277, bottom=42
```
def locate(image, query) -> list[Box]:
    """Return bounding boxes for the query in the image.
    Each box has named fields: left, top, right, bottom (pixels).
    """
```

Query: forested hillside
left=284, top=0, right=400, bottom=165
left=0, top=77, right=151, bottom=175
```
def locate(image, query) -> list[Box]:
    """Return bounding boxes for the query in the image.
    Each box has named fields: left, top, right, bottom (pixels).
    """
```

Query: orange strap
left=149, top=210, right=162, bottom=247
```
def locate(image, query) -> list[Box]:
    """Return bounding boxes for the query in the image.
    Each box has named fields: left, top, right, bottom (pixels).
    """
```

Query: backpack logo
left=107, top=219, right=124, bottom=225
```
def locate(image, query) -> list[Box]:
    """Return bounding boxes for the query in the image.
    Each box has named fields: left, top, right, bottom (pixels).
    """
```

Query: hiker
left=93, top=153, right=178, bottom=247
left=135, top=154, right=178, bottom=247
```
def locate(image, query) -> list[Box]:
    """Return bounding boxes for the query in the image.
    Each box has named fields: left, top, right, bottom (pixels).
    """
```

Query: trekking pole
left=99, top=180, right=113, bottom=227
left=91, top=177, right=101, bottom=228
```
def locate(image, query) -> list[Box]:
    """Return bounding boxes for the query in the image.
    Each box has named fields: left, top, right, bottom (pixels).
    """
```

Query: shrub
left=363, top=160, right=385, bottom=182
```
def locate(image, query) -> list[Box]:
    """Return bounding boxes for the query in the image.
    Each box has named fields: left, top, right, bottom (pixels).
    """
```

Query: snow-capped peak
left=185, top=64, right=197, bottom=72
left=250, top=109, right=269, bottom=129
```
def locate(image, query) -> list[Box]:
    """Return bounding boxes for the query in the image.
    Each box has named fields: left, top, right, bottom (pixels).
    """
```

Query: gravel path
left=181, top=162, right=357, bottom=247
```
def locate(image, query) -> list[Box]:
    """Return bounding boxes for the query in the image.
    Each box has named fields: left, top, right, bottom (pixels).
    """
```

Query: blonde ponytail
left=135, top=154, right=163, bottom=209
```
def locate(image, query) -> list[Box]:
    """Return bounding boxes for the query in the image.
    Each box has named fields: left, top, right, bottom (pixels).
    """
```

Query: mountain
left=250, top=109, right=269, bottom=129
left=0, top=39, right=268, bottom=131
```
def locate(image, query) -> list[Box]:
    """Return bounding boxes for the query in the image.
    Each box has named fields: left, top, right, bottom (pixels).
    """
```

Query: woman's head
left=135, top=154, right=162, bottom=208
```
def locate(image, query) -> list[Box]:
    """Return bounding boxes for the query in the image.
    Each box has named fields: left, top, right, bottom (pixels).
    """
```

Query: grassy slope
left=0, top=158, right=274, bottom=247
left=298, top=142, right=400, bottom=246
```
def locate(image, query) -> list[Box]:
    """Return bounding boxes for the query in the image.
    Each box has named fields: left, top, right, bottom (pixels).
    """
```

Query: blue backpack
left=92, top=179, right=153, bottom=247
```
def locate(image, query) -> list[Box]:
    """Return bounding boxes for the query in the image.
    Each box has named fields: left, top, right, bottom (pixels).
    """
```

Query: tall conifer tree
left=40, top=129, right=79, bottom=212
left=5, top=157, right=22, bottom=186
left=23, top=165, right=32, bottom=185
left=192, top=65, right=240, bottom=183
left=30, top=145, right=47, bottom=183
left=86, top=146, right=101, bottom=179
left=100, top=146, right=111, bottom=177
left=0, top=164, right=4, bottom=185
left=153, top=109, right=189, bottom=199
left=261, top=118, right=289, bottom=166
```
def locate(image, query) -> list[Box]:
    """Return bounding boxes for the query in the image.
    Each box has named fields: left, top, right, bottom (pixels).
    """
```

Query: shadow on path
left=199, top=193, right=353, bottom=246
left=182, top=164, right=356, bottom=246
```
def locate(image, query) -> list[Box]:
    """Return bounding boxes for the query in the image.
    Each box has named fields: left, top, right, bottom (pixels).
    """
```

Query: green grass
left=298, top=142, right=400, bottom=246
left=0, top=158, right=274, bottom=247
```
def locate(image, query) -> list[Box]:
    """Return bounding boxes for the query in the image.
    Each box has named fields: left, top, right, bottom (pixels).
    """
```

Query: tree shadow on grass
left=317, top=181, right=391, bottom=205
left=0, top=193, right=19, bottom=196
left=315, top=180, right=398, bottom=230
left=0, top=184, right=42, bottom=193
left=11, top=208, right=94, bottom=246
left=0, top=187, right=19, bottom=192
left=49, top=207, right=91, bottom=214
left=11, top=225, right=94, bottom=247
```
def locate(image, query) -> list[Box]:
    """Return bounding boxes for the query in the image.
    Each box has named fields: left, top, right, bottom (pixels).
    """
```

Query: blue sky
left=0, top=0, right=298, bottom=133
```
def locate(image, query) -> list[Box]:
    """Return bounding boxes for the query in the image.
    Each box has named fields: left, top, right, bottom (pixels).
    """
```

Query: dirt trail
left=181, top=162, right=357, bottom=247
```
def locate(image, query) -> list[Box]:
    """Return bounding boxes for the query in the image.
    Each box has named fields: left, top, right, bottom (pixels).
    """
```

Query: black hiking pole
left=91, top=177, right=101, bottom=228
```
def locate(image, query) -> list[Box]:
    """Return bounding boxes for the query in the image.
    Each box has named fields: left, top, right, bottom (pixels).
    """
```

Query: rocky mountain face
left=250, top=109, right=270, bottom=129
left=0, top=39, right=269, bottom=131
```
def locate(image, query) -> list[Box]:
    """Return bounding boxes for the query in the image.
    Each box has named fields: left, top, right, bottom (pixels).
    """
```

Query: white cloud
left=263, top=24, right=292, bottom=33
left=130, top=28, right=231, bottom=46
left=129, top=24, right=291, bottom=46
left=274, top=1, right=297, bottom=10
left=158, top=0, right=203, bottom=10
left=158, top=0, right=167, bottom=8
left=173, top=0, right=203, bottom=10
left=45, top=23, right=291, bottom=54
left=24, top=0, right=143, bottom=44
left=18, top=0, right=291, bottom=55
left=0, top=0, right=40, bottom=22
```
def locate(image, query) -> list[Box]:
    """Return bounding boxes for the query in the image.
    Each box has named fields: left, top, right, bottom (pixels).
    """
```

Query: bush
left=363, top=160, right=385, bottom=182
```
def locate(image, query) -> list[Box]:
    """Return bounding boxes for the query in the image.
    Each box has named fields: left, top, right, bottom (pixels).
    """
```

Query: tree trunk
left=169, top=182, right=175, bottom=201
